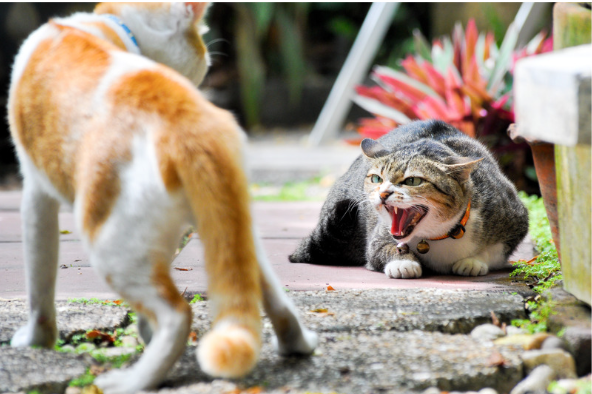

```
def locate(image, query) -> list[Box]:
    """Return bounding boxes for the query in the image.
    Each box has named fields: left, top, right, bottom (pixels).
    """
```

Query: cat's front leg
left=452, top=243, right=507, bottom=276
left=384, top=256, right=423, bottom=279
left=366, top=231, right=422, bottom=279
left=11, top=182, right=60, bottom=348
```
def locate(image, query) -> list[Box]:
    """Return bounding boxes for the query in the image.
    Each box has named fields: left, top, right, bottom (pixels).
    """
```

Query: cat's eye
left=403, top=177, right=424, bottom=186
left=370, top=174, right=383, bottom=184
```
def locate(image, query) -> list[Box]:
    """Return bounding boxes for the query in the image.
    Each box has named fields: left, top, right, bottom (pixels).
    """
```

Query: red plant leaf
left=464, top=55, right=482, bottom=87
left=463, top=19, right=479, bottom=77
left=373, top=71, right=429, bottom=102
left=401, top=55, right=429, bottom=85
left=452, top=22, right=464, bottom=74
left=445, top=89, right=465, bottom=120
left=423, top=62, right=446, bottom=97
left=484, top=32, right=495, bottom=61
left=445, top=67, right=463, bottom=91
left=355, top=86, right=417, bottom=119
left=418, top=96, right=450, bottom=119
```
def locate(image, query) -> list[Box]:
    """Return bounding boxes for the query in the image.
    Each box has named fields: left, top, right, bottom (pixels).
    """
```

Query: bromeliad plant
left=353, top=20, right=551, bottom=189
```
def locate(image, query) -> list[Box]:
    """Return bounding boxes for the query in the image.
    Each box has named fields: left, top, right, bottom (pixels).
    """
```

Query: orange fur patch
left=152, top=261, right=191, bottom=314
left=10, top=26, right=113, bottom=202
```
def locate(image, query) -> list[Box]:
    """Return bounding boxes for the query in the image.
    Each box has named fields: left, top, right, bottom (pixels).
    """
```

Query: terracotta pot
left=508, top=124, right=561, bottom=260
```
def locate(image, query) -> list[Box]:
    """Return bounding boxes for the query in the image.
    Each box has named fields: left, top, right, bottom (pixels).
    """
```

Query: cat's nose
left=380, top=191, right=392, bottom=202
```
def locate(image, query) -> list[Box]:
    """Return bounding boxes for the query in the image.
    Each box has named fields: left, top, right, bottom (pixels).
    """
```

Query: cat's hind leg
left=255, top=228, right=318, bottom=356
left=11, top=180, right=60, bottom=348
left=90, top=237, right=192, bottom=393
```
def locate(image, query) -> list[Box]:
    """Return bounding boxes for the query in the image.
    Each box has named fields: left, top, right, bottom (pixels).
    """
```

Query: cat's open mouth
left=385, top=205, right=428, bottom=239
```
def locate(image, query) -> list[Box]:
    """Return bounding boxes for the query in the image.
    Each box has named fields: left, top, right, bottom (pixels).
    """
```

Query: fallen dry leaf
left=86, top=330, right=115, bottom=344
left=188, top=331, right=198, bottom=343
left=326, top=285, right=336, bottom=291
left=174, top=267, right=193, bottom=271
left=490, top=311, right=500, bottom=327
left=486, top=350, right=508, bottom=367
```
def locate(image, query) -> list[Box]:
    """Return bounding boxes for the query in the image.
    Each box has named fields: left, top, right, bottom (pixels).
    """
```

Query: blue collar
left=103, top=14, right=140, bottom=53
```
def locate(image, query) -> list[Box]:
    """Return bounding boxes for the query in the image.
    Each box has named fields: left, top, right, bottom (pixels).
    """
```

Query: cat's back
left=9, top=14, right=223, bottom=203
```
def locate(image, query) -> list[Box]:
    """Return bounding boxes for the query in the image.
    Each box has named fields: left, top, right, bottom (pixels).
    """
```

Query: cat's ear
left=185, top=3, right=209, bottom=22
left=443, top=157, right=483, bottom=183
left=361, top=139, right=389, bottom=159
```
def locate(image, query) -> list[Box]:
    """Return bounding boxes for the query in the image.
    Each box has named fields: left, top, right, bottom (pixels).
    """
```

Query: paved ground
left=1, top=138, right=589, bottom=394
left=0, top=191, right=535, bottom=300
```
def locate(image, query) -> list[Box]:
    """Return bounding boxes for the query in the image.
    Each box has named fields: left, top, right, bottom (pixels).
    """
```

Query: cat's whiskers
left=206, top=38, right=229, bottom=48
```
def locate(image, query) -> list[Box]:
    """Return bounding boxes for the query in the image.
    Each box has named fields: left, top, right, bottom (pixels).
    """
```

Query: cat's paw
left=452, top=258, right=489, bottom=276
left=95, top=368, right=145, bottom=394
left=272, top=328, right=318, bottom=356
left=384, top=260, right=422, bottom=279
left=11, top=322, right=57, bottom=348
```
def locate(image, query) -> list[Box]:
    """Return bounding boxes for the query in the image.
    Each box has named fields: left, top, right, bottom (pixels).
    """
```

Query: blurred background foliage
left=0, top=3, right=550, bottom=194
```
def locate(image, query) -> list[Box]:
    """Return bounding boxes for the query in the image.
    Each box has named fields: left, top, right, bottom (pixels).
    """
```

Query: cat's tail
left=169, top=111, right=262, bottom=378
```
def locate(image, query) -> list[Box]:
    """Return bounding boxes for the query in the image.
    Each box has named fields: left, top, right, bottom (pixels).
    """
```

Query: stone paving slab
left=0, top=347, right=92, bottom=393
left=0, top=290, right=527, bottom=394
left=157, top=330, right=523, bottom=394
left=1, top=300, right=129, bottom=344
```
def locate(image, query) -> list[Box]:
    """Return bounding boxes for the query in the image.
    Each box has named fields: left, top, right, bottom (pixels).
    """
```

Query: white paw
left=452, top=258, right=489, bottom=276
left=384, top=260, right=422, bottom=279
left=95, top=368, right=145, bottom=394
left=11, top=322, right=57, bottom=348
left=272, top=328, right=318, bottom=356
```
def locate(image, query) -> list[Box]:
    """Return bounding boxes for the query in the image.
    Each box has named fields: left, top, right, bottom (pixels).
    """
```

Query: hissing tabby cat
left=290, top=120, right=528, bottom=279
left=9, top=3, right=316, bottom=393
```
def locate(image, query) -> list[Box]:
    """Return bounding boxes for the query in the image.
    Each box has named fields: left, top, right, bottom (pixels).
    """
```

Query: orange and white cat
left=9, top=3, right=317, bottom=393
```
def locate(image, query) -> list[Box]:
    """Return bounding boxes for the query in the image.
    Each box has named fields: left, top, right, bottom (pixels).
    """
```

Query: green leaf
left=413, top=29, right=432, bottom=62
left=432, top=37, right=454, bottom=75
left=487, top=22, right=518, bottom=95
left=276, top=5, right=307, bottom=107
left=249, top=3, right=274, bottom=39
left=352, top=95, right=412, bottom=124
left=234, top=3, right=266, bottom=127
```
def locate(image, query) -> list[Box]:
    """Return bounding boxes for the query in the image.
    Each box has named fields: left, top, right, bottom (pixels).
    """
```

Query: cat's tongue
left=390, top=206, right=426, bottom=239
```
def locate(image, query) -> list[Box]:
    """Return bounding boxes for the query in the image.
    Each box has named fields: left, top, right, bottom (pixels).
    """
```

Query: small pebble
left=120, top=335, right=139, bottom=348
left=524, top=333, right=551, bottom=350
left=510, top=365, right=555, bottom=394
left=521, top=348, right=577, bottom=379
left=505, top=326, right=526, bottom=336
left=478, top=389, right=498, bottom=394
left=541, top=335, right=570, bottom=352
left=471, top=324, right=505, bottom=342
left=421, top=388, right=440, bottom=394
left=65, top=387, right=82, bottom=394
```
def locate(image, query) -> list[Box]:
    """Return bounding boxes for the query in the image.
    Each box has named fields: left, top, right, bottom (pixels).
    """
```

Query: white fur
left=370, top=184, right=506, bottom=277
left=54, top=13, right=141, bottom=54
left=252, top=226, right=318, bottom=356
left=115, top=3, right=210, bottom=86
left=384, top=259, right=422, bottom=279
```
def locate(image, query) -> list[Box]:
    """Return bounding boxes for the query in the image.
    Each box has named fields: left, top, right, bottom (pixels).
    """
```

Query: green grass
left=189, top=293, right=205, bottom=304
left=251, top=176, right=328, bottom=202
left=510, top=193, right=563, bottom=333
left=67, top=298, right=125, bottom=307
left=69, top=369, right=96, bottom=387
left=511, top=192, right=562, bottom=293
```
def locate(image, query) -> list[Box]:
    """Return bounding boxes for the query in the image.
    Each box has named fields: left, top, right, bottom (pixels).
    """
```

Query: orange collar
left=428, top=200, right=471, bottom=241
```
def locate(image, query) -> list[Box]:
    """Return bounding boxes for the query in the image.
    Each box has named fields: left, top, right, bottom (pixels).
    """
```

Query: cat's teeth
left=394, top=207, right=398, bottom=214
